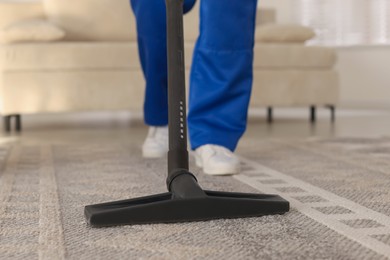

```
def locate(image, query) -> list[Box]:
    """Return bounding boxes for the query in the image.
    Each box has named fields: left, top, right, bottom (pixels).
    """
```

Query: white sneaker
left=195, top=144, right=240, bottom=175
left=142, top=126, right=169, bottom=158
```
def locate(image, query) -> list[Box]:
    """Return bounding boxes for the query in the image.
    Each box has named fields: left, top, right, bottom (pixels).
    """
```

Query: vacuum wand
left=167, top=0, right=189, bottom=175
left=84, top=0, right=289, bottom=227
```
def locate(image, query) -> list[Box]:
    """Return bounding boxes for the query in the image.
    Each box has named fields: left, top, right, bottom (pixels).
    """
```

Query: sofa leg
left=310, top=106, right=316, bottom=123
left=4, top=116, right=11, bottom=132
left=267, top=107, right=273, bottom=123
left=327, top=105, right=336, bottom=123
left=3, top=114, right=22, bottom=133
left=15, top=114, right=22, bottom=132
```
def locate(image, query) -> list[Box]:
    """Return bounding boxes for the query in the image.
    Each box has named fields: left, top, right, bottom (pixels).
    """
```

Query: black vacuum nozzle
left=84, top=0, right=289, bottom=227
left=85, top=191, right=289, bottom=227
left=85, top=171, right=289, bottom=227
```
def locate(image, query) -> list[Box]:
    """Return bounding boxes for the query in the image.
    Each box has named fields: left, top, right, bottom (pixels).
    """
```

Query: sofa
left=0, top=0, right=339, bottom=132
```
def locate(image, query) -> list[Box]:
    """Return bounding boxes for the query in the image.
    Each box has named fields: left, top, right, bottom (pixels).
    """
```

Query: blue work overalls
left=130, top=0, right=258, bottom=151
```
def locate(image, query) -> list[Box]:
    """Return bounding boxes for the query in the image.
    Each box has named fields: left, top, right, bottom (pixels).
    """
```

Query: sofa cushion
left=0, top=19, right=65, bottom=44
left=0, top=42, right=195, bottom=71
left=0, top=42, right=137, bottom=70
left=0, top=42, right=335, bottom=71
left=254, top=44, right=337, bottom=69
left=256, top=24, right=315, bottom=43
left=0, top=1, right=45, bottom=29
left=43, top=0, right=136, bottom=41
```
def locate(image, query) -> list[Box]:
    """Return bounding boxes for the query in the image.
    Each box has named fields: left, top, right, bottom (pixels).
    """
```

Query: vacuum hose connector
left=167, top=169, right=206, bottom=199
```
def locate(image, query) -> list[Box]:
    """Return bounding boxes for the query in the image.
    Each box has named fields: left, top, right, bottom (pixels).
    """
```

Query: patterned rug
left=0, top=137, right=390, bottom=259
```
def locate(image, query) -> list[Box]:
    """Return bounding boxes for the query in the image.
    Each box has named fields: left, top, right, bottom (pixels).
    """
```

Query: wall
left=336, top=46, right=390, bottom=108
left=259, top=0, right=390, bottom=109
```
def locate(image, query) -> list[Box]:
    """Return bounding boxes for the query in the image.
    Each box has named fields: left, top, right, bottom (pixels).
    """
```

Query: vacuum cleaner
left=84, top=0, right=289, bottom=227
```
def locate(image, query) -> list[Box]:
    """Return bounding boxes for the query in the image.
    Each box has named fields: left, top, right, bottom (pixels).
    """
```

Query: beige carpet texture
left=1, top=138, right=390, bottom=259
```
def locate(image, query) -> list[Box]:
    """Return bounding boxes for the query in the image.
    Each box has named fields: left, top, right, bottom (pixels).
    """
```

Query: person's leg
left=188, top=0, right=258, bottom=152
left=130, top=0, right=197, bottom=126
left=131, top=0, right=196, bottom=157
left=130, top=0, right=168, bottom=126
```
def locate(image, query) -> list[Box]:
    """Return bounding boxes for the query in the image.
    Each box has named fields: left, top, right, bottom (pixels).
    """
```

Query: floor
left=2, top=108, right=390, bottom=146
left=1, top=108, right=390, bottom=259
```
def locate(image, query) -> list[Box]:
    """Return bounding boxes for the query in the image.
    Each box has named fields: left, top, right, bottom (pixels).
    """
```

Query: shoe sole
left=203, top=167, right=239, bottom=176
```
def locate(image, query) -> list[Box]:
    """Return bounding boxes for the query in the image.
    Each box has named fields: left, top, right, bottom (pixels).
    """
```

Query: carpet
left=0, top=137, right=390, bottom=259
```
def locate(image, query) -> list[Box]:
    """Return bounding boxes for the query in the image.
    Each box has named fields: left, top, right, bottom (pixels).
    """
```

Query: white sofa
left=0, top=0, right=338, bottom=132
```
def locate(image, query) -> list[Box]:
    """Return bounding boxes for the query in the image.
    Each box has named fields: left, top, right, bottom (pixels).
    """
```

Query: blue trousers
left=130, top=0, right=258, bottom=151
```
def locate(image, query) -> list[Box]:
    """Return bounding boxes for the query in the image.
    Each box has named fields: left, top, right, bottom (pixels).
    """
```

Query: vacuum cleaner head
left=85, top=171, right=289, bottom=227
left=85, top=190, right=289, bottom=227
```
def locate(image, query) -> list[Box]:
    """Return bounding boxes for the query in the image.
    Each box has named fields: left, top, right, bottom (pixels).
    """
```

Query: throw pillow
left=0, top=19, right=65, bottom=44
left=256, top=24, right=316, bottom=43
